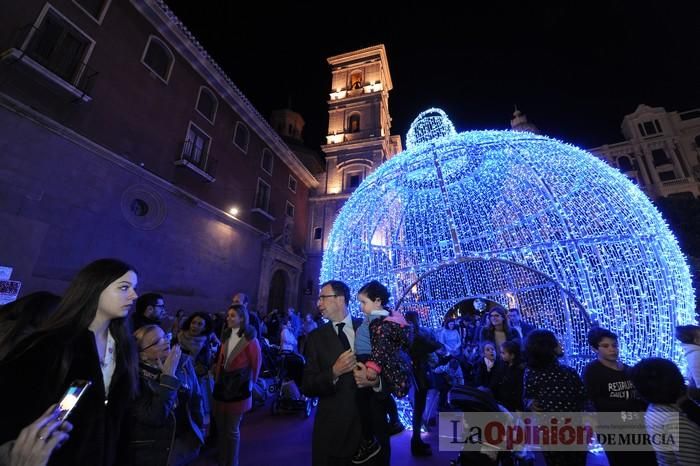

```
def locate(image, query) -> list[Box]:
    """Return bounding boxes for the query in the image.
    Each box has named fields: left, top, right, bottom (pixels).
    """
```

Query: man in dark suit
left=301, top=280, right=390, bottom=466
left=507, top=308, right=535, bottom=340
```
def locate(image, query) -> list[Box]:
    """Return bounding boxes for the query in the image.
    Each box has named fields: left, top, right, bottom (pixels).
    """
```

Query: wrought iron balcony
left=3, top=24, right=99, bottom=100
left=175, top=139, right=217, bottom=182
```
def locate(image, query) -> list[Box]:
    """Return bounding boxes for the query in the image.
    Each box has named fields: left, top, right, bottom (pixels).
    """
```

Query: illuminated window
left=350, top=71, right=362, bottom=89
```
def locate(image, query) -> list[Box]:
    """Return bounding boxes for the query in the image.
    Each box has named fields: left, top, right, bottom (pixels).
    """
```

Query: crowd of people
left=0, top=259, right=261, bottom=466
left=300, top=279, right=700, bottom=466
left=0, top=259, right=699, bottom=466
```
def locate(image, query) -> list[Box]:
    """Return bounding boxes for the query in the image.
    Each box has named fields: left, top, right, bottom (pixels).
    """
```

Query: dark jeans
left=214, top=410, right=243, bottom=466
left=357, top=386, right=375, bottom=442
left=412, top=388, right=428, bottom=439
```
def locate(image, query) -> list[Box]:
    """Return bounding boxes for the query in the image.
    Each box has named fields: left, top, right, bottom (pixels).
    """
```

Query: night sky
left=165, top=1, right=700, bottom=151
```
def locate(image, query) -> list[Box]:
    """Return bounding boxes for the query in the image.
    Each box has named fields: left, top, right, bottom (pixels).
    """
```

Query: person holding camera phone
left=0, top=258, right=140, bottom=466
left=0, top=404, right=73, bottom=466
left=119, top=324, right=205, bottom=466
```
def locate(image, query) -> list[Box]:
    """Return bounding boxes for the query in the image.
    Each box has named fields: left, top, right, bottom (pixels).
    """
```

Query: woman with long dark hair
left=176, top=311, right=217, bottom=434
left=0, top=258, right=140, bottom=466
left=479, top=306, right=519, bottom=349
left=213, top=304, right=261, bottom=466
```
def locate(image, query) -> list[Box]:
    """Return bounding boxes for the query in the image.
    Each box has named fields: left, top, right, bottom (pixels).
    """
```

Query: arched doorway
left=395, top=257, right=593, bottom=368
left=267, top=269, right=287, bottom=315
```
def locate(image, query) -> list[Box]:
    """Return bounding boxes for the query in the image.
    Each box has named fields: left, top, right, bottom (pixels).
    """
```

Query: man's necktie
left=336, top=322, right=351, bottom=351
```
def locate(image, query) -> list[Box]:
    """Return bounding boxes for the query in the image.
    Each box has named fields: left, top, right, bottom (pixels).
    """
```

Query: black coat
left=117, top=371, right=179, bottom=466
left=492, top=362, right=525, bottom=412
left=479, top=326, right=521, bottom=345
left=473, top=359, right=506, bottom=391
left=118, top=358, right=204, bottom=466
left=409, top=327, right=442, bottom=391
left=302, top=318, right=390, bottom=466
left=0, top=330, right=132, bottom=466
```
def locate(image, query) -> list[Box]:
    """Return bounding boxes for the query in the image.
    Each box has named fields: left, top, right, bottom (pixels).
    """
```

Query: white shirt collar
left=338, top=312, right=353, bottom=329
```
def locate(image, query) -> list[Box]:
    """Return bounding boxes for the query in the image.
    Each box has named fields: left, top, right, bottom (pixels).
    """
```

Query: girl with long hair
left=213, top=304, right=261, bottom=466
left=479, top=306, right=519, bottom=349
left=352, top=279, right=413, bottom=464
left=0, top=258, right=140, bottom=466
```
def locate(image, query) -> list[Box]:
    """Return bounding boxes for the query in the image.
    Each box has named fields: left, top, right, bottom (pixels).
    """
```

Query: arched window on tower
left=349, top=114, right=360, bottom=133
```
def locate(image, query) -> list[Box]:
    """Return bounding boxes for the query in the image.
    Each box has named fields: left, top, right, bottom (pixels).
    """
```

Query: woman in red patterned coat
left=212, top=304, right=261, bottom=466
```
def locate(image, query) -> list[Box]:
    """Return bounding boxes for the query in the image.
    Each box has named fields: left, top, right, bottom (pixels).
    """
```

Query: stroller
left=447, top=385, right=532, bottom=466
left=269, top=350, right=314, bottom=418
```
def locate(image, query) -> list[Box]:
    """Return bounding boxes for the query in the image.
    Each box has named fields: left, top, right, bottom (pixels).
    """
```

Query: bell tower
left=302, top=45, right=402, bottom=309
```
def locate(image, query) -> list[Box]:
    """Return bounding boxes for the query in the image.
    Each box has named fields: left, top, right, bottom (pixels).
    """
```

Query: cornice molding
left=327, top=44, right=393, bottom=91
left=321, top=136, right=386, bottom=154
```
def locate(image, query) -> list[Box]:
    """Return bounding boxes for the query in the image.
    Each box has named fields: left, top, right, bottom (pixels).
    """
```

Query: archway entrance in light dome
left=395, top=256, right=593, bottom=366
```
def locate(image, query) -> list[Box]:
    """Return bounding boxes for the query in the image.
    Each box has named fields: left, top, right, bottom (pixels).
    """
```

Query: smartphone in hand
left=56, top=379, right=92, bottom=422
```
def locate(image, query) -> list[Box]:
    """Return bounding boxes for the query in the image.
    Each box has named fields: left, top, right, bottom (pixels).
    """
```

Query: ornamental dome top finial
left=405, top=108, right=457, bottom=150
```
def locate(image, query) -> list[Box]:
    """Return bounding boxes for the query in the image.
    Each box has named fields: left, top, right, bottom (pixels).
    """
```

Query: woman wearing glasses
left=119, top=324, right=206, bottom=466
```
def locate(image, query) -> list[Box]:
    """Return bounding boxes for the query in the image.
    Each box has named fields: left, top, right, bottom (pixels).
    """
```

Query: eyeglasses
left=318, top=294, right=338, bottom=300
left=140, top=333, right=171, bottom=352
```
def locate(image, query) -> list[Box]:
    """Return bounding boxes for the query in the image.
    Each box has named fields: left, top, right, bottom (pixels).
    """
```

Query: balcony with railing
left=174, top=139, right=217, bottom=182
left=1, top=24, right=99, bottom=101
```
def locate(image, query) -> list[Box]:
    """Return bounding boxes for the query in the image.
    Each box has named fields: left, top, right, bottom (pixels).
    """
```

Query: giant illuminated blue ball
left=321, top=109, right=695, bottom=366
